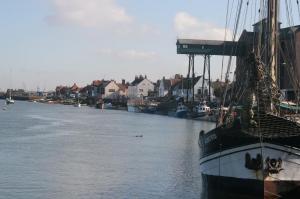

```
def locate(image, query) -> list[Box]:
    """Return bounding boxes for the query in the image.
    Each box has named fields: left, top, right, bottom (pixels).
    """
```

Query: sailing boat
left=199, top=1, right=300, bottom=198
left=6, top=89, right=14, bottom=105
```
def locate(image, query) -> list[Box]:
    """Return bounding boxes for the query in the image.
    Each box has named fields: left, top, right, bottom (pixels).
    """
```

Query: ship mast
left=267, top=0, right=279, bottom=111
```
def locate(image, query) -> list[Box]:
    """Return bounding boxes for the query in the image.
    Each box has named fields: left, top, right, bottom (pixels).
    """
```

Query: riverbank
left=20, top=99, right=215, bottom=122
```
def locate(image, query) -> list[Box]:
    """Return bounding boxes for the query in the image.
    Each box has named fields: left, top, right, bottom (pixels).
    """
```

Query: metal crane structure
left=176, top=39, right=245, bottom=103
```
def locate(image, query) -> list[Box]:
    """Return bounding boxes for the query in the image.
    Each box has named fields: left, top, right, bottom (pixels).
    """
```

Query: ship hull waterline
left=199, top=128, right=300, bottom=198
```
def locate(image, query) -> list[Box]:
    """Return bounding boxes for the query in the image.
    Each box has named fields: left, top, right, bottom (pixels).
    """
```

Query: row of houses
left=55, top=79, right=127, bottom=100
left=55, top=74, right=214, bottom=102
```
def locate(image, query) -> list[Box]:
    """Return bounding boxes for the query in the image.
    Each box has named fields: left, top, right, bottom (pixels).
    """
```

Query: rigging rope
left=218, top=0, right=244, bottom=125
left=252, top=0, right=258, bottom=49
left=220, top=0, right=231, bottom=81
left=289, top=0, right=295, bottom=25
left=242, top=1, right=250, bottom=31
left=222, top=0, right=243, bottom=99
left=297, top=0, right=300, bottom=21
left=285, top=0, right=292, bottom=26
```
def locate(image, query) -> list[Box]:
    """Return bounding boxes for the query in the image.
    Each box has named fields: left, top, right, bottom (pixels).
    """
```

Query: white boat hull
left=6, top=98, right=14, bottom=104
left=200, top=143, right=300, bottom=198
left=74, top=103, right=81, bottom=108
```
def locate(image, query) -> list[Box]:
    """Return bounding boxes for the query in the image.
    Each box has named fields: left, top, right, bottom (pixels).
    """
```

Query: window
left=139, top=89, right=143, bottom=92
left=109, top=89, right=115, bottom=92
left=183, top=44, right=188, bottom=49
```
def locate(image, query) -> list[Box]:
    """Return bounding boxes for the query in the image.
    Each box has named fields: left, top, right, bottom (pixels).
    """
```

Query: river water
left=0, top=100, right=215, bottom=199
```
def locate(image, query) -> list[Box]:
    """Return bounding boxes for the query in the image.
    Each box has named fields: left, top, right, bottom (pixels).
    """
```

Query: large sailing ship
left=199, top=1, right=300, bottom=198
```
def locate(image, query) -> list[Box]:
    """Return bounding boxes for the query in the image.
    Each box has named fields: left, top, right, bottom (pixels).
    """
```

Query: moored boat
left=6, top=89, right=14, bottom=105
left=192, top=101, right=211, bottom=118
left=175, top=103, right=188, bottom=118
left=6, top=97, right=14, bottom=105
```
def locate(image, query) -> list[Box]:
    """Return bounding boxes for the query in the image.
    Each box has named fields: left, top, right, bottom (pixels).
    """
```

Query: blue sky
left=0, top=0, right=299, bottom=91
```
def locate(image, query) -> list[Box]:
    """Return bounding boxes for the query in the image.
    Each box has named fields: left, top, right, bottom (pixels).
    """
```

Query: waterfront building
left=101, top=80, right=120, bottom=99
left=117, top=79, right=128, bottom=97
left=128, top=75, right=154, bottom=98
left=87, top=80, right=102, bottom=97
left=79, top=86, right=89, bottom=98
left=156, top=74, right=183, bottom=97
left=55, top=86, right=70, bottom=99
left=86, top=79, right=120, bottom=99
left=157, top=77, right=171, bottom=97
left=171, top=76, right=214, bottom=102
left=70, top=83, right=80, bottom=98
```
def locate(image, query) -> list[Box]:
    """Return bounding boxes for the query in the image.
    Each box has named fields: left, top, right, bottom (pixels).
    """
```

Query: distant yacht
left=6, top=89, right=14, bottom=105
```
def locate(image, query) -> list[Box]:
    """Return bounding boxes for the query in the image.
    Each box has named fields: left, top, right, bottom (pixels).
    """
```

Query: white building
left=102, top=80, right=120, bottom=99
left=158, top=77, right=171, bottom=97
left=117, top=80, right=128, bottom=97
left=171, top=76, right=214, bottom=101
left=128, top=76, right=154, bottom=98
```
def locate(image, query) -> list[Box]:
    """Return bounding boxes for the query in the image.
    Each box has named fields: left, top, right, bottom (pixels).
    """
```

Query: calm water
left=0, top=100, right=215, bottom=199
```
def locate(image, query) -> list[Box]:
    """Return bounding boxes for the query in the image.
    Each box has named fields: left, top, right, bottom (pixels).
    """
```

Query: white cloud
left=174, top=12, right=232, bottom=40
left=98, top=49, right=158, bottom=60
left=46, top=0, right=161, bottom=37
left=46, top=0, right=132, bottom=28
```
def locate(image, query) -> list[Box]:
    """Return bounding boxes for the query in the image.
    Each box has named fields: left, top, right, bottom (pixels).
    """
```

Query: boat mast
left=267, top=0, right=279, bottom=110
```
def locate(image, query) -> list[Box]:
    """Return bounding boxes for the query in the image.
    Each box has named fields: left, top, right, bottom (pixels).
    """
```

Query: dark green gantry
left=176, top=39, right=245, bottom=56
left=176, top=39, right=245, bottom=103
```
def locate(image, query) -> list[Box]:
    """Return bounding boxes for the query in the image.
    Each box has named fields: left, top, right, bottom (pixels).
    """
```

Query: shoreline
left=1, top=99, right=216, bottom=122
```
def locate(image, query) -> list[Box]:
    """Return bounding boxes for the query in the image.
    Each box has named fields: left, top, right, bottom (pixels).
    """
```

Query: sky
left=0, top=0, right=299, bottom=91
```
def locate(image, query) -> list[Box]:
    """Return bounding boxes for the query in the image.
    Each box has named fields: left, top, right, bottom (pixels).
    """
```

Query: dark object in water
left=135, top=135, right=143, bottom=138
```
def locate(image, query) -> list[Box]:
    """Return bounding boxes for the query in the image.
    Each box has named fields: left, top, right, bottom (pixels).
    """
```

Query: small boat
left=5, top=89, right=14, bottom=105
left=193, top=101, right=210, bottom=118
left=74, top=103, right=81, bottom=108
left=74, top=97, right=81, bottom=107
left=140, top=103, right=158, bottom=114
left=104, top=102, right=115, bottom=109
left=175, top=103, right=188, bottom=118
left=6, top=97, right=14, bottom=105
